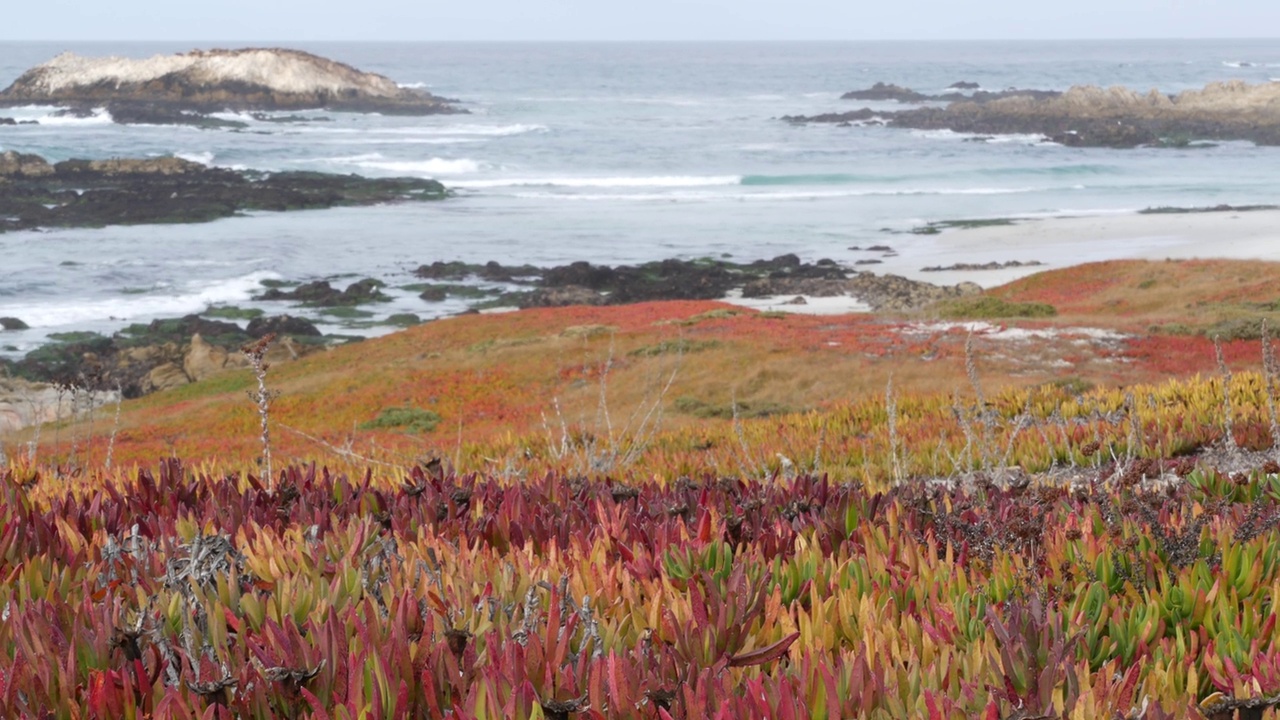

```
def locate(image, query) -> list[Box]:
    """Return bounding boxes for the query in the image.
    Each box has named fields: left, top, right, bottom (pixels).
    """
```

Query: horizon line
left=2, top=36, right=1280, bottom=43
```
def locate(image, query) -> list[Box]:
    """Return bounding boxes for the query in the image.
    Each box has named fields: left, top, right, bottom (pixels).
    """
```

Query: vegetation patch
left=933, top=295, right=1058, bottom=319
left=202, top=305, right=264, bottom=320
left=359, top=406, right=442, bottom=433
left=674, top=394, right=796, bottom=419
left=629, top=339, right=722, bottom=357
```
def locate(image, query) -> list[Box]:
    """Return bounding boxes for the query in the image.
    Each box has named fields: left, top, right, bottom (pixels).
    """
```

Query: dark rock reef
left=0, top=47, right=464, bottom=127
left=787, top=80, right=1280, bottom=148
left=410, top=255, right=979, bottom=313
left=0, top=151, right=446, bottom=233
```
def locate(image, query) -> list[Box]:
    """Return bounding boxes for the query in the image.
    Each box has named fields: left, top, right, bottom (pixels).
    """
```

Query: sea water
left=1, top=40, right=1279, bottom=354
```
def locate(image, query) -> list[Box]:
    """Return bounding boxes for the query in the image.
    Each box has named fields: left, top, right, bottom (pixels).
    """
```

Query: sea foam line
left=0, top=271, right=279, bottom=328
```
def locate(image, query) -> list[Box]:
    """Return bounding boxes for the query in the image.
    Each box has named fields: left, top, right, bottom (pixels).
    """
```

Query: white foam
left=911, top=128, right=1047, bottom=144
left=360, top=158, right=481, bottom=175
left=316, top=152, right=481, bottom=175
left=506, top=185, right=1074, bottom=200
left=324, top=138, right=484, bottom=145
left=296, top=123, right=546, bottom=137
left=452, top=175, right=743, bottom=189
left=174, top=151, right=215, bottom=166
left=12, top=106, right=115, bottom=126
left=397, top=82, right=430, bottom=89
left=0, top=271, right=279, bottom=328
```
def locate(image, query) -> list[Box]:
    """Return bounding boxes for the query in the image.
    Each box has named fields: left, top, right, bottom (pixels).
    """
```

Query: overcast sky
left=4, top=0, right=1277, bottom=41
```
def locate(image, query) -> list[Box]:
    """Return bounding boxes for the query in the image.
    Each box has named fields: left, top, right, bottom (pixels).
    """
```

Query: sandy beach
left=721, top=209, right=1280, bottom=315
left=883, top=209, right=1280, bottom=288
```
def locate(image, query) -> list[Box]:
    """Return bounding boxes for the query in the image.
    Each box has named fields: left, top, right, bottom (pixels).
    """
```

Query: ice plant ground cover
left=10, top=259, right=1280, bottom=717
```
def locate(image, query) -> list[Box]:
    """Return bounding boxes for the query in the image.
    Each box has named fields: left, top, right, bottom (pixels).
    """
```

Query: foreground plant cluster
left=5, top=455, right=1280, bottom=719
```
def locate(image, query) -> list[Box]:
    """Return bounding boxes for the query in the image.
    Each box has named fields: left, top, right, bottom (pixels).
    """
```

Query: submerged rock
left=257, top=279, right=387, bottom=306
left=841, top=83, right=929, bottom=102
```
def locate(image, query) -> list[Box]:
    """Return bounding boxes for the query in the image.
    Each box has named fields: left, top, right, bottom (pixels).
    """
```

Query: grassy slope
left=14, top=258, right=1280, bottom=486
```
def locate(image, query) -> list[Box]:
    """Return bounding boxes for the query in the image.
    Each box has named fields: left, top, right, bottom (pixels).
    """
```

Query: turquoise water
left=1, top=40, right=1279, bottom=352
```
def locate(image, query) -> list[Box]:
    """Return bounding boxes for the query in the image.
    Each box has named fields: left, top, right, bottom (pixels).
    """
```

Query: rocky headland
left=788, top=80, right=1280, bottom=148
left=0, top=47, right=463, bottom=128
left=0, top=151, right=446, bottom=232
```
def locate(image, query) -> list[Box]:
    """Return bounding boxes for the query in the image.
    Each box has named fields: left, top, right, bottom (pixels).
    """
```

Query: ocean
left=2, top=39, right=1279, bottom=355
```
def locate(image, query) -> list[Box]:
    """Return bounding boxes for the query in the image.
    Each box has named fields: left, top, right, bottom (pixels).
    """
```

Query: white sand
left=867, top=209, right=1280, bottom=288
left=719, top=289, right=873, bottom=315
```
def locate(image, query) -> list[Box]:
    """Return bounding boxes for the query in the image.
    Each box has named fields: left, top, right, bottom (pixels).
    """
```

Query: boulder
left=949, top=81, right=981, bottom=90
left=0, top=151, right=54, bottom=178
left=257, top=278, right=385, bottom=306
left=0, top=316, right=28, bottom=330
left=246, top=314, right=321, bottom=338
left=0, top=117, right=15, bottom=125
left=520, top=286, right=605, bottom=308
left=143, top=363, right=190, bottom=393
left=183, top=334, right=231, bottom=382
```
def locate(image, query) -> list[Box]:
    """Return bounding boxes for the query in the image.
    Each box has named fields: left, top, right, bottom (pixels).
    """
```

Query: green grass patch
left=629, top=339, right=722, bottom=357
left=673, top=395, right=795, bottom=419
left=203, top=306, right=265, bottom=320
left=933, top=296, right=1057, bottom=320
left=360, top=407, right=442, bottom=433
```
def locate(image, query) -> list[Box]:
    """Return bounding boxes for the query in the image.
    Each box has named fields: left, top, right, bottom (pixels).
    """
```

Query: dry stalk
left=1264, top=320, right=1280, bottom=457
left=104, top=383, right=123, bottom=470
left=964, top=332, right=997, bottom=470
left=277, top=422, right=399, bottom=468
left=1123, top=391, right=1141, bottom=463
left=951, top=390, right=976, bottom=473
left=996, top=395, right=1035, bottom=480
left=731, top=391, right=765, bottom=480
left=886, top=374, right=903, bottom=484
left=240, top=334, right=277, bottom=487
left=1213, top=335, right=1237, bottom=451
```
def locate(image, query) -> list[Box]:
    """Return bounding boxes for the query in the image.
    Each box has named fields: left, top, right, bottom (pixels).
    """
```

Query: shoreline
left=864, top=207, right=1280, bottom=289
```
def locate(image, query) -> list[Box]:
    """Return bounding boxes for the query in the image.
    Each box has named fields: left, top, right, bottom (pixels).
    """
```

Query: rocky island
left=787, top=79, right=1280, bottom=148
left=0, top=47, right=463, bottom=127
left=0, top=150, right=446, bottom=232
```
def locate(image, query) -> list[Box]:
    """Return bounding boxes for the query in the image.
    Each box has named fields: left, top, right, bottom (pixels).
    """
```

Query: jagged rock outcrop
left=0, top=47, right=464, bottom=122
left=788, top=80, right=1280, bottom=148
